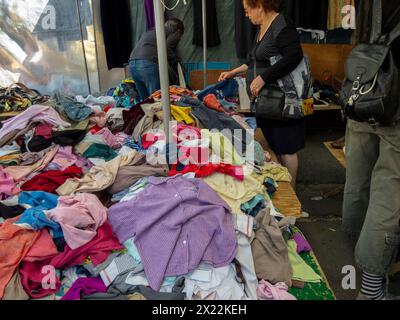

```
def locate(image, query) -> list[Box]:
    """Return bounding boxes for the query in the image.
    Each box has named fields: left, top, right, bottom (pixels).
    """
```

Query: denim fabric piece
left=129, top=60, right=160, bottom=101
left=245, top=117, right=257, bottom=130
left=190, top=105, right=249, bottom=153
left=218, top=99, right=236, bottom=111
left=54, top=93, right=92, bottom=122
left=124, top=136, right=146, bottom=153
left=197, top=79, right=238, bottom=101
left=178, top=95, right=202, bottom=108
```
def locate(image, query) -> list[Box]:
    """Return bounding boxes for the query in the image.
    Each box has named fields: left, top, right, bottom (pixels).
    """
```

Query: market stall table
left=255, top=129, right=336, bottom=300
left=324, top=141, right=346, bottom=168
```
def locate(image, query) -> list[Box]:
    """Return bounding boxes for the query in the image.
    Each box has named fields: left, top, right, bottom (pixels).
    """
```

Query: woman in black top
left=219, top=0, right=304, bottom=188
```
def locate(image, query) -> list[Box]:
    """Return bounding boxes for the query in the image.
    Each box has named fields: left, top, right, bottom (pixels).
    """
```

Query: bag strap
left=386, top=7, right=400, bottom=45
left=253, top=30, right=260, bottom=80
left=370, top=0, right=383, bottom=44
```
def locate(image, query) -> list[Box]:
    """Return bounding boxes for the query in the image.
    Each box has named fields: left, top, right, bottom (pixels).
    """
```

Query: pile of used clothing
left=0, top=79, right=321, bottom=301
left=0, top=83, right=50, bottom=114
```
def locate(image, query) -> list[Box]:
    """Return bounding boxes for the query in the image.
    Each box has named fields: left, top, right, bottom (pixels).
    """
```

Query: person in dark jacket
left=342, top=0, right=400, bottom=300
left=129, top=18, right=184, bottom=101
left=219, top=0, right=304, bottom=189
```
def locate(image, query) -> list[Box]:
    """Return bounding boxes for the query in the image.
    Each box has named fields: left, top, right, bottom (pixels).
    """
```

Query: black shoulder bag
left=252, top=61, right=286, bottom=121
left=340, top=0, right=400, bottom=127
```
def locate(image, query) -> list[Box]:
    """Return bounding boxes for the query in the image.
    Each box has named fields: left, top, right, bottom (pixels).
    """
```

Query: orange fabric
left=23, top=229, right=58, bottom=263
left=151, top=86, right=195, bottom=99
left=0, top=217, right=39, bottom=299
left=203, top=94, right=225, bottom=113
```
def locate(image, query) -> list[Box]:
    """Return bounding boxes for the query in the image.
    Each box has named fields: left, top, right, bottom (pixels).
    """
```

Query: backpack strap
left=370, top=0, right=383, bottom=44
left=387, top=10, right=400, bottom=45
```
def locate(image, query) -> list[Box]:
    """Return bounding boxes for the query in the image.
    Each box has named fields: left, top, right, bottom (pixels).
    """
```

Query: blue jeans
left=129, top=59, right=160, bottom=101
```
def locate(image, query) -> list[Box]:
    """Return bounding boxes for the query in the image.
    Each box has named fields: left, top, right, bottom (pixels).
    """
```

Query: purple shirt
left=108, top=175, right=237, bottom=290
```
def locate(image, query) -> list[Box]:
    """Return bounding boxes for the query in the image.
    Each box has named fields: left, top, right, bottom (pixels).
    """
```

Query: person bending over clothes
left=129, top=18, right=184, bottom=101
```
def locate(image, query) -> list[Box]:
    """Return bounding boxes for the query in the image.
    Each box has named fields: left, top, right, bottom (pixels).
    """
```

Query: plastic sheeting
left=0, top=0, right=99, bottom=96
left=1, top=0, right=244, bottom=95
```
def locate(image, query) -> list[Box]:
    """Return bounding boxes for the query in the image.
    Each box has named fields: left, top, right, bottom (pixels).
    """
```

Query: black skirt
left=257, top=117, right=306, bottom=155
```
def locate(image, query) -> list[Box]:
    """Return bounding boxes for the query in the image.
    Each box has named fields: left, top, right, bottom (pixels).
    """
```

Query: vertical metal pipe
left=91, top=0, right=102, bottom=93
left=202, top=0, right=207, bottom=88
left=76, top=0, right=91, bottom=94
left=154, top=0, right=171, bottom=143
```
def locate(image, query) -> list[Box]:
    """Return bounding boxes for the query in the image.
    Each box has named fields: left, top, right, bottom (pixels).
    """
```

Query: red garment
left=19, top=222, right=122, bottom=299
left=50, top=222, right=123, bottom=269
left=172, top=124, right=206, bottom=163
left=103, top=105, right=112, bottom=113
left=173, top=123, right=201, bottom=143
left=19, top=230, right=60, bottom=299
left=89, top=125, right=103, bottom=134
left=169, top=163, right=244, bottom=181
left=35, top=123, right=53, bottom=139
left=203, top=94, right=225, bottom=113
left=177, top=145, right=210, bottom=165
left=20, top=165, right=83, bottom=193
left=142, top=132, right=161, bottom=150
left=19, top=259, right=61, bottom=299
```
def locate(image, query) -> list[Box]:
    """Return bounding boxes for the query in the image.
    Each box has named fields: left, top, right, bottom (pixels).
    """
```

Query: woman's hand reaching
left=218, top=71, right=235, bottom=82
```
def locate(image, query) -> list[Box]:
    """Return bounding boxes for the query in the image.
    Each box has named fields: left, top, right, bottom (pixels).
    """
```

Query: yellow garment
left=256, top=162, right=292, bottom=183
left=302, top=98, right=314, bottom=116
left=56, top=149, right=140, bottom=195
left=287, top=239, right=322, bottom=283
left=201, top=129, right=245, bottom=166
left=0, top=154, right=21, bottom=165
left=203, top=169, right=268, bottom=214
left=171, top=105, right=194, bottom=125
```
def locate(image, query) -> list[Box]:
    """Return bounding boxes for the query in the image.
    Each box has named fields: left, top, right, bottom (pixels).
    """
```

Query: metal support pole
left=76, top=0, right=91, bottom=94
left=154, top=0, right=171, bottom=143
left=202, top=0, right=207, bottom=88
left=91, top=0, right=101, bottom=94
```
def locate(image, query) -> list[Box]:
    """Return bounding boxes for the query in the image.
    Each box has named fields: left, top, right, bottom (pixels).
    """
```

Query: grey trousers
left=343, top=119, right=400, bottom=275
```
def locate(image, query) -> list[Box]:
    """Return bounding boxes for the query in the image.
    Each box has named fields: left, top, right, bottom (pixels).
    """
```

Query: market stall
left=0, top=0, right=361, bottom=301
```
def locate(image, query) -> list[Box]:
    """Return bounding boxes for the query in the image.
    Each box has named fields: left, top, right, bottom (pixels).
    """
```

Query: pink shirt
left=47, top=193, right=107, bottom=249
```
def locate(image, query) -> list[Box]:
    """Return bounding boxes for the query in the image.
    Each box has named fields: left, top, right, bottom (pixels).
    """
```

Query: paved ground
left=294, top=115, right=400, bottom=300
